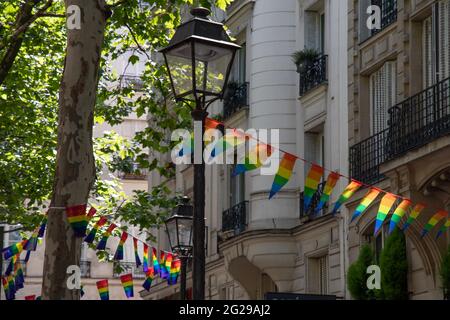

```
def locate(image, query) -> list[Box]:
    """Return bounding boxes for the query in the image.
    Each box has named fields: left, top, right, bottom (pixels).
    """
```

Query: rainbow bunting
left=421, top=210, right=448, bottom=237
left=80, top=285, right=85, bottom=298
left=37, top=217, right=47, bottom=238
left=96, top=223, right=117, bottom=250
left=163, top=252, right=173, bottom=280
left=388, top=199, right=412, bottom=234
left=374, top=193, right=397, bottom=235
left=5, top=257, right=14, bottom=276
left=96, top=279, right=109, bottom=300
left=66, top=204, right=88, bottom=237
left=120, top=273, right=134, bottom=298
left=402, top=203, right=426, bottom=231
left=133, top=237, right=142, bottom=267
left=13, top=256, right=25, bottom=290
left=210, top=130, right=246, bottom=159
left=84, top=216, right=108, bottom=244
left=142, top=267, right=155, bottom=291
left=436, top=218, right=450, bottom=239
left=3, top=276, right=14, bottom=300
left=25, top=228, right=39, bottom=251
left=152, top=247, right=160, bottom=275
left=159, top=250, right=166, bottom=277
left=178, top=118, right=221, bottom=157
left=114, top=231, right=129, bottom=260
left=233, top=144, right=273, bottom=176
left=315, top=171, right=340, bottom=214
left=25, top=295, right=36, bottom=300
left=303, top=164, right=324, bottom=210
left=143, top=244, right=149, bottom=273
left=2, top=239, right=27, bottom=260
left=24, top=250, right=31, bottom=263
left=87, top=207, right=97, bottom=221
left=350, top=188, right=382, bottom=222
left=332, top=180, right=363, bottom=215
left=168, top=259, right=181, bottom=285
left=269, top=153, right=297, bottom=199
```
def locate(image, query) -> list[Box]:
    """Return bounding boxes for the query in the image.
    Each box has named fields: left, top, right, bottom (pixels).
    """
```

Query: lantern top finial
left=190, top=7, right=211, bottom=19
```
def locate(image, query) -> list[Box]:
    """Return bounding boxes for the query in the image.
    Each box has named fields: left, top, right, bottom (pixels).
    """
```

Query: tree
left=347, top=244, right=376, bottom=300
left=440, top=245, right=450, bottom=300
left=378, top=228, right=408, bottom=300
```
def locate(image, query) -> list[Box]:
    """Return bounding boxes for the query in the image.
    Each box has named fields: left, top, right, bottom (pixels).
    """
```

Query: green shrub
left=347, top=244, right=376, bottom=300
left=440, top=245, right=450, bottom=300
left=378, top=229, right=408, bottom=300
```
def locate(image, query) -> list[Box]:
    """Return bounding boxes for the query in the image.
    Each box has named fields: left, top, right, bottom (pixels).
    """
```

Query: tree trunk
left=41, top=0, right=109, bottom=300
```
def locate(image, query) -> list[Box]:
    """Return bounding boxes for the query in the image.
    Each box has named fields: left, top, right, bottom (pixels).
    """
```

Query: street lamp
left=165, top=196, right=193, bottom=300
left=160, top=7, right=240, bottom=300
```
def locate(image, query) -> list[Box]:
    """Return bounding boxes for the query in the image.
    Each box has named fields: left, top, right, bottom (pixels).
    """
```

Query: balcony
left=370, top=0, right=397, bottom=37
left=299, top=55, right=328, bottom=97
left=80, top=260, right=91, bottom=278
left=221, top=201, right=248, bottom=237
left=350, top=77, right=450, bottom=184
left=113, top=261, right=146, bottom=279
left=299, top=181, right=329, bottom=220
left=118, top=75, right=144, bottom=91
left=223, top=82, right=249, bottom=120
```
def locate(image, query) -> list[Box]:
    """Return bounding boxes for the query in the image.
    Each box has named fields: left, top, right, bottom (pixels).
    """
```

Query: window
left=307, top=255, right=328, bottom=294
left=230, top=165, right=245, bottom=207
left=304, top=7, right=325, bottom=54
left=369, top=61, right=396, bottom=134
left=304, top=131, right=325, bottom=177
left=423, top=16, right=434, bottom=88
left=230, top=43, right=246, bottom=84
left=359, top=0, right=398, bottom=42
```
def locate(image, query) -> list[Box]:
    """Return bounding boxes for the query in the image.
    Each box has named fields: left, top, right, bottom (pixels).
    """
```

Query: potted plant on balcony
left=292, top=48, right=319, bottom=73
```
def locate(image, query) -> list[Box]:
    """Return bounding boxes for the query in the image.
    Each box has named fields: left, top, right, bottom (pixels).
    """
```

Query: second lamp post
left=160, top=7, right=240, bottom=300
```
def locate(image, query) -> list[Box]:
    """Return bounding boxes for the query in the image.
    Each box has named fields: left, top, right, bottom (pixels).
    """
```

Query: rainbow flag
left=402, top=203, right=426, bottom=231
left=315, top=171, right=340, bottom=214
left=178, top=118, right=221, bottom=157
left=96, top=279, right=109, bottom=300
left=5, top=257, right=14, bottom=276
left=96, top=223, right=117, bottom=250
left=114, top=231, right=129, bottom=260
left=2, top=239, right=27, bottom=260
left=303, top=164, right=324, bottom=210
left=159, top=250, right=166, bottom=277
left=162, top=252, right=173, bottom=280
left=152, top=247, right=160, bottom=275
left=350, top=188, right=381, bottom=222
left=133, top=237, right=142, bottom=267
left=66, top=204, right=88, bottom=237
left=388, top=199, right=412, bottom=234
left=37, top=217, right=47, bottom=238
left=374, top=193, right=397, bottom=235
left=233, top=143, right=273, bottom=176
left=84, top=216, right=108, bottom=244
left=120, top=273, right=134, bottom=298
left=3, top=275, right=15, bottom=300
left=210, top=130, right=246, bottom=159
left=13, top=256, right=25, bottom=289
left=87, top=207, right=97, bottom=221
left=332, top=180, right=363, bottom=215
left=24, top=250, right=31, bottom=263
left=269, top=153, right=297, bottom=199
left=168, top=259, right=181, bottom=285
left=436, top=218, right=450, bottom=239
left=25, top=228, right=39, bottom=251
left=421, top=210, right=448, bottom=237
left=143, top=244, right=149, bottom=273
left=142, top=267, right=155, bottom=291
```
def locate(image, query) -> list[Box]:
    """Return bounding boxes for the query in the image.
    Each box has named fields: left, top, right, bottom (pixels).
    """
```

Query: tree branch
left=107, top=0, right=129, bottom=9
left=123, top=21, right=151, bottom=60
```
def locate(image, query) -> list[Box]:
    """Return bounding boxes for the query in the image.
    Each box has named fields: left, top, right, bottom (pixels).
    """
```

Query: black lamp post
left=160, top=7, right=240, bottom=300
left=165, top=197, right=193, bottom=300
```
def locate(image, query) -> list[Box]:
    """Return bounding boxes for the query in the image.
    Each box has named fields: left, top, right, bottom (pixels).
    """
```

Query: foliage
left=378, top=228, right=408, bottom=300
left=440, top=245, right=450, bottom=300
left=347, top=244, right=376, bottom=300
left=291, top=48, right=319, bottom=72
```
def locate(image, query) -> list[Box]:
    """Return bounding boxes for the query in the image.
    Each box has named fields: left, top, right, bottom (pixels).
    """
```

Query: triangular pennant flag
left=96, top=279, right=109, bottom=300
left=388, top=199, right=412, bottom=234
left=178, top=118, right=222, bottom=157
left=24, top=250, right=31, bottom=263
left=210, top=130, right=246, bottom=159
left=142, top=267, right=155, bottom=291
left=143, top=244, right=149, bottom=273
left=374, top=193, right=397, bottom=235
left=269, top=152, right=297, bottom=199
left=332, top=180, right=363, bottom=215
left=114, top=231, right=128, bottom=260
left=436, top=218, right=450, bottom=239
left=2, top=239, right=27, bottom=260
left=402, top=203, right=426, bottom=231
left=133, top=237, right=142, bottom=267
left=233, top=143, right=273, bottom=176
left=66, top=204, right=88, bottom=237
left=161, top=252, right=173, bottom=279
left=303, top=164, right=324, bottom=210
left=37, top=217, right=47, bottom=238
left=5, top=257, right=14, bottom=276
left=96, top=223, right=117, bottom=250
left=168, top=259, right=181, bottom=285
left=315, top=171, right=340, bottom=214
left=350, top=188, right=382, bottom=222
left=87, top=207, right=97, bottom=221
left=120, top=273, right=134, bottom=298
left=85, top=216, right=108, bottom=244
left=159, top=250, right=166, bottom=277
left=25, top=228, right=39, bottom=251
left=152, top=247, right=160, bottom=275
left=421, top=210, right=448, bottom=237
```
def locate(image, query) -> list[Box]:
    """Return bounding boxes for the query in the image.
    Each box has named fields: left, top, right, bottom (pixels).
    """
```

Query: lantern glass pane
left=166, top=219, right=178, bottom=249
left=177, top=217, right=193, bottom=247
left=165, top=42, right=194, bottom=99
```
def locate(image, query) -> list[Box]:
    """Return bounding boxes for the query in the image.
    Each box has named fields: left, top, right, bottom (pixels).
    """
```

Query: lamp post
left=165, top=196, right=193, bottom=300
left=160, top=7, right=240, bottom=300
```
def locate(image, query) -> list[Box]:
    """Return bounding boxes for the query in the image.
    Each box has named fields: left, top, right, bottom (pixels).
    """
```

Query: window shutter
left=319, top=256, right=328, bottom=294
left=438, top=0, right=450, bottom=80
left=423, top=17, right=434, bottom=87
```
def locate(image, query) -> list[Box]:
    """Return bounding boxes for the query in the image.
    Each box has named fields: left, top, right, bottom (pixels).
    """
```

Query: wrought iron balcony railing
left=222, top=201, right=248, bottom=236
left=113, top=261, right=146, bottom=279
left=223, top=82, right=249, bottom=119
left=300, top=181, right=329, bottom=219
left=299, top=55, right=328, bottom=96
left=118, top=75, right=144, bottom=91
left=350, top=77, right=450, bottom=184
left=80, top=260, right=91, bottom=278
left=370, top=0, right=397, bottom=37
